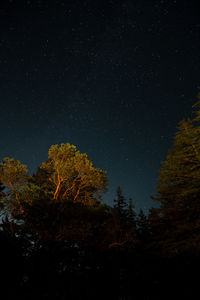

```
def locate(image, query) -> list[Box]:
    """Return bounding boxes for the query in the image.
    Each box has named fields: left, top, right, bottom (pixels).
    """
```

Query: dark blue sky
left=0, top=0, right=200, bottom=211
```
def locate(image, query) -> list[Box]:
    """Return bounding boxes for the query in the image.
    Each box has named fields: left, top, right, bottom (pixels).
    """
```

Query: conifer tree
left=111, top=187, right=135, bottom=248
left=155, top=101, right=200, bottom=253
left=113, top=186, right=128, bottom=220
left=127, top=198, right=136, bottom=226
left=137, top=209, right=150, bottom=242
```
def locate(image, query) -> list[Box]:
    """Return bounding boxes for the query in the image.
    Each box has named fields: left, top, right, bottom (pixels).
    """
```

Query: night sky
left=1, top=0, right=200, bottom=211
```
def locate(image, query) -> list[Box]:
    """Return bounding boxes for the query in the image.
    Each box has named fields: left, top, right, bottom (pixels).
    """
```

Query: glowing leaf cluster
left=41, top=143, right=108, bottom=204
left=0, top=157, right=29, bottom=209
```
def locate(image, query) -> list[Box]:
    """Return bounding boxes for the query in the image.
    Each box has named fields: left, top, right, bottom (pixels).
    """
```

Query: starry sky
left=0, top=0, right=200, bottom=211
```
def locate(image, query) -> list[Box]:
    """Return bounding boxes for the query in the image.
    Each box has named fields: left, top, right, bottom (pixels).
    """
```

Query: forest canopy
left=0, top=143, right=108, bottom=212
left=1, top=102, right=200, bottom=299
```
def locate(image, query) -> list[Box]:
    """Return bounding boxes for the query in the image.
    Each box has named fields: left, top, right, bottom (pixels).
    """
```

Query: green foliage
left=41, top=143, right=108, bottom=205
left=0, top=157, right=29, bottom=211
left=31, top=166, right=55, bottom=192
left=0, top=157, right=29, bottom=191
left=157, top=119, right=200, bottom=207
left=0, top=143, right=108, bottom=214
left=154, top=101, right=200, bottom=255
left=20, top=184, right=52, bottom=206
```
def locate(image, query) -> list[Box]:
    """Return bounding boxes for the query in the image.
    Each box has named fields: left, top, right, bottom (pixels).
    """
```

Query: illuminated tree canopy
left=0, top=157, right=29, bottom=211
left=40, top=143, right=108, bottom=205
left=157, top=101, right=200, bottom=207
left=153, top=101, right=200, bottom=253
left=0, top=143, right=108, bottom=211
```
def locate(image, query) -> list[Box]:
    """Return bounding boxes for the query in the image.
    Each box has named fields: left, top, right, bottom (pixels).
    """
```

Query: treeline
left=1, top=101, right=200, bottom=299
